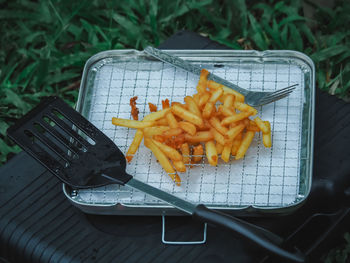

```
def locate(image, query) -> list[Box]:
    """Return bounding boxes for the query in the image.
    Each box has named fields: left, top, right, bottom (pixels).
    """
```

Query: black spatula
left=7, top=96, right=304, bottom=263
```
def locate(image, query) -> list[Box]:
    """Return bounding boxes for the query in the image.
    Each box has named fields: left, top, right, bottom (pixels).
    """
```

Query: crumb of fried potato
left=148, top=102, right=157, bottom=112
left=130, top=96, right=139, bottom=120
left=162, top=99, right=170, bottom=109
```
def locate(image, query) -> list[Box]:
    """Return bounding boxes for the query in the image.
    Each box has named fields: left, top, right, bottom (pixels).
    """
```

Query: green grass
left=0, top=0, right=349, bottom=260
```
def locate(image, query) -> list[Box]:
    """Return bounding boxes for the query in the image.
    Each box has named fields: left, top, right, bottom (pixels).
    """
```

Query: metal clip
left=161, top=215, right=207, bottom=245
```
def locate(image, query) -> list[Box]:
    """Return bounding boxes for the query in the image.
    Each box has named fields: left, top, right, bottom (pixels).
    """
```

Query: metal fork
left=144, top=46, right=298, bottom=107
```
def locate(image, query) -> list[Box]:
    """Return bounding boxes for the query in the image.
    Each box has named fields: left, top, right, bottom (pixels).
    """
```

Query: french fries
left=205, top=141, right=218, bottom=166
left=112, top=118, right=156, bottom=128
left=192, top=144, right=204, bottom=163
left=184, top=96, right=202, bottom=117
left=221, top=112, right=252, bottom=126
left=210, top=127, right=226, bottom=146
left=173, top=160, right=186, bottom=172
left=262, top=121, right=272, bottom=148
left=143, top=108, right=171, bottom=121
left=222, top=141, right=233, bottom=163
left=226, top=124, right=245, bottom=141
left=196, top=69, right=209, bottom=94
left=209, top=116, right=228, bottom=135
left=254, top=117, right=269, bottom=134
left=144, top=138, right=181, bottom=185
left=166, top=112, right=179, bottom=128
left=215, top=142, right=224, bottom=154
left=235, top=131, right=255, bottom=160
left=172, top=104, right=204, bottom=127
left=178, top=121, right=196, bottom=136
left=162, top=128, right=183, bottom=138
left=185, top=131, right=214, bottom=143
left=152, top=139, right=183, bottom=161
left=126, top=129, right=143, bottom=162
left=181, top=143, right=191, bottom=165
left=143, top=126, right=170, bottom=137
left=112, top=68, right=273, bottom=185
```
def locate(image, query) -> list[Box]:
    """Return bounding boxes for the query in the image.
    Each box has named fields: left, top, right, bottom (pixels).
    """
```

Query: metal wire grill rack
left=72, top=56, right=304, bottom=209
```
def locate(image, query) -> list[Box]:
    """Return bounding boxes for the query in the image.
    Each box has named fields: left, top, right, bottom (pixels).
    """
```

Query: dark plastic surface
left=1, top=30, right=350, bottom=263
left=7, top=96, right=132, bottom=188
left=193, top=204, right=304, bottom=262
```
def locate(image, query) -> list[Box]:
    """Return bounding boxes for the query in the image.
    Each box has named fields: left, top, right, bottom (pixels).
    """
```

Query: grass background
left=0, top=0, right=349, bottom=261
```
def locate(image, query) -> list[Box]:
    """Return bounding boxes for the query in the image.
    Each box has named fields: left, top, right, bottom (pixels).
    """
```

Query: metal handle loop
left=161, top=215, right=207, bottom=245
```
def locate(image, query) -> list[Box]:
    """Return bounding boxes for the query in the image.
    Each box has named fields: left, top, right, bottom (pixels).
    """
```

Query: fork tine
left=259, top=88, right=295, bottom=104
left=260, top=84, right=297, bottom=102
left=265, top=84, right=298, bottom=98
left=260, top=93, right=290, bottom=105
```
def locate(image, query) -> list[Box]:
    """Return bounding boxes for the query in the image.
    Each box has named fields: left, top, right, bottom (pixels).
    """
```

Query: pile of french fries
left=112, top=69, right=272, bottom=186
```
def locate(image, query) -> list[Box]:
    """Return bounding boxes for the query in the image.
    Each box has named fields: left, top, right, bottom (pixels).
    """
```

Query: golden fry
left=173, top=160, right=186, bottom=172
left=207, top=80, right=245, bottom=102
left=226, top=123, right=245, bottom=141
left=218, top=105, right=236, bottom=117
left=262, top=121, right=272, bottom=148
left=216, top=142, right=224, bottom=154
left=192, top=144, right=204, bottom=163
left=185, top=131, right=214, bottom=143
left=144, top=138, right=180, bottom=185
left=209, top=116, right=228, bottom=135
left=112, top=118, right=155, bottom=129
left=234, top=102, right=258, bottom=115
left=181, top=143, right=191, bottom=165
left=166, top=112, right=179, bottom=128
left=184, top=96, right=202, bottom=117
left=143, top=126, right=170, bottom=137
left=205, top=140, right=218, bottom=166
left=231, top=133, right=242, bottom=156
left=208, top=87, right=223, bottom=104
left=143, top=108, right=171, bottom=121
left=198, top=92, right=210, bottom=108
left=162, top=128, right=183, bottom=138
left=254, top=117, right=270, bottom=134
left=155, top=118, right=169, bottom=126
left=178, top=121, right=197, bottom=136
left=196, top=69, right=209, bottom=94
left=193, top=93, right=200, bottom=105
left=222, top=87, right=245, bottom=102
left=154, top=135, right=165, bottom=142
left=197, top=119, right=212, bottom=131
left=171, top=102, right=187, bottom=109
left=247, top=120, right=260, bottom=132
left=126, top=129, right=143, bottom=162
left=210, top=127, right=226, bottom=146
left=235, top=131, right=255, bottom=160
left=221, top=112, right=252, bottom=126
left=202, top=102, right=215, bottom=119
left=172, top=104, right=204, bottom=127
left=223, top=94, right=235, bottom=108
left=152, top=139, right=183, bottom=161
left=221, top=141, right=233, bottom=163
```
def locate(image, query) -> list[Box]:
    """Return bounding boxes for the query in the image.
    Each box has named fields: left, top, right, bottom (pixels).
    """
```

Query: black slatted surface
left=1, top=30, right=349, bottom=263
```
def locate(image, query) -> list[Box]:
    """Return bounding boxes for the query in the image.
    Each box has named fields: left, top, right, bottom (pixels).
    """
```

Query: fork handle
left=144, top=46, right=249, bottom=96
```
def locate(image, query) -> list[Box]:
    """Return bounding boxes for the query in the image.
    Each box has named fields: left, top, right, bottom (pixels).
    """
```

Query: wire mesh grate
left=74, top=57, right=304, bottom=209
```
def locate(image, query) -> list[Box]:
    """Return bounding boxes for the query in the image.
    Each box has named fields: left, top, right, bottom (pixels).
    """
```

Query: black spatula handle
left=193, top=205, right=305, bottom=263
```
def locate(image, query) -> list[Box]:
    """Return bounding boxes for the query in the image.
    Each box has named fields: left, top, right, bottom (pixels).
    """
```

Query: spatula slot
left=24, top=129, right=71, bottom=167
left=42, top=114, right=86, bottom=153
left=51, top=108, right=96, bottom=146
left=43, top=116, right=55, bottom=127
